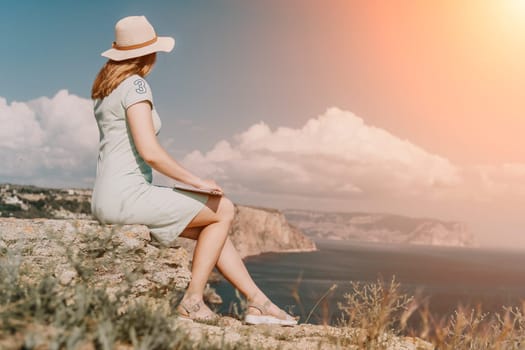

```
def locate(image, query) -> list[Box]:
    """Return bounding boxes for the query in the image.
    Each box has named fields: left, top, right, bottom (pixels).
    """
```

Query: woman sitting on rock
left=90, top=15, right=297, bottom=326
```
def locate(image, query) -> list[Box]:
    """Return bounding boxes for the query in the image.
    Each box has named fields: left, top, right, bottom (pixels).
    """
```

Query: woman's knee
left=218, top=196, right=235, bottom=222
left=187, top=195, right=234, bottom=228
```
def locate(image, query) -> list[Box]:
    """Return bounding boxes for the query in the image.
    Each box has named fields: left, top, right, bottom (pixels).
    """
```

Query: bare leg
left=176, top=196, right=234, bottom=318
left=214, top=237, right=259, bottom=298
left=184, top=219, right=231, bottom=296
left=179, top=209, right=294, bottom=320
left=214, top=237, right=292, bottom=318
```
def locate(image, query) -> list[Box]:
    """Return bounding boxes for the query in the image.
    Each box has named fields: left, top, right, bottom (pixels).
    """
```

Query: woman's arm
left=126, top=101, right=222, bottom=192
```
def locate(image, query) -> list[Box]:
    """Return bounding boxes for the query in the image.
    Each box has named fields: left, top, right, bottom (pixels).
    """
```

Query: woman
left=90, top=15, right=298, bottom=326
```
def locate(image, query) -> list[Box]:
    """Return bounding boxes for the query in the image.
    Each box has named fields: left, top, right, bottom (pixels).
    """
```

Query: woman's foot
left=244, top=294, right=299, bottom=326
left=176, top=294, right=220, bottom=323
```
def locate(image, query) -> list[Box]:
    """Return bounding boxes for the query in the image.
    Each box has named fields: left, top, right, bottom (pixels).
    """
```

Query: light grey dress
left=91, top=74, right=208, bottom=246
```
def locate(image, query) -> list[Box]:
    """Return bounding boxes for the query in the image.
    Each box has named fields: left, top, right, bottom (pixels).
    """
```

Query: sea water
left=212, top=239, right=525, bottom=326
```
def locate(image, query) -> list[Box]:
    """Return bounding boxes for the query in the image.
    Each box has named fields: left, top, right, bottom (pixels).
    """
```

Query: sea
left=212, top=239, right=525, bottom=327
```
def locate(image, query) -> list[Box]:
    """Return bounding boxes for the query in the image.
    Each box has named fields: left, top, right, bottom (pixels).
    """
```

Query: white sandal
left=244, top=299, right=299, bottom=326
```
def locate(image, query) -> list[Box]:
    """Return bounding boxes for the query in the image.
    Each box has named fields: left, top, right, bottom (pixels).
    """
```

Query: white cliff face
left=228, top=205, right=317, bottom=257
left=407, top=222, right=475, bottom=246
left=282, top=209, right=477, bottom=247
left=174, top=204, right=317, bottom=259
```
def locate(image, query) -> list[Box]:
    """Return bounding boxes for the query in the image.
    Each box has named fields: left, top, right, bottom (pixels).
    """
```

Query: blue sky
left=3, top=1, right=525, bottom=247
left=2, top=0, right=374, bottom=156
left=3, top=0, right=268, bottom=154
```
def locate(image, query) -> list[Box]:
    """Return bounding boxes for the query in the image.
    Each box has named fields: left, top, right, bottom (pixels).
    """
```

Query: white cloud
left=173, top=110, right=525, bottom=248
left=475, top=163, right=525, bottom=198
left=180, top=107, right=461, bottom=199
left=3, top=92, right=525, bottom=211
left=0, top=98, right=45, bottom=149
left=5, top=91, right=525, bottom=247
left=0, top=91, right=98, bottom=186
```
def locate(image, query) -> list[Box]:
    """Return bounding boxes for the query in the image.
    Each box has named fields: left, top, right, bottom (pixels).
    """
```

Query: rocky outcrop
left=173, top=320, right=433, bottom=350
left=0, top=218, right=196, bottom=298
left=0, top=217, right=433, bottom=350
left=230, top=205, right=317, bottom=257
left=283, top=209, right=477, bottom=247
left=0, top=183, right=317, bottom=257
left=175, top=204, right=317, bottom=259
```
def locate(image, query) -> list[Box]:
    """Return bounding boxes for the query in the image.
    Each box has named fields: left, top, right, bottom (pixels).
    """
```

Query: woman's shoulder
left=119, top=74, right=151, bottom=92
left=120, top=74, right=154, bottom=109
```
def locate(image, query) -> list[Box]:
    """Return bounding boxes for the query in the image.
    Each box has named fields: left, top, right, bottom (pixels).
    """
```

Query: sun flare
left=508, top=0, right=525, bottom=10
left=501, top=0, right=525, bottom=20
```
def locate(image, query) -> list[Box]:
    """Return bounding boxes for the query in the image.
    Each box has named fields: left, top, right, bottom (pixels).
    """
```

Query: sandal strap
left=247, top=299, right=290, bottom=320
left=178, top=298, right=220, bottom=322
left=247, top=299, right=272, bottom=314
left=180, top=299, right=203, bottom=315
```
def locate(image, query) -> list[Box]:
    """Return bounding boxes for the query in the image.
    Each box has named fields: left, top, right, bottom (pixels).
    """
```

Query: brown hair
left=91, top=53, right=157, bottom=99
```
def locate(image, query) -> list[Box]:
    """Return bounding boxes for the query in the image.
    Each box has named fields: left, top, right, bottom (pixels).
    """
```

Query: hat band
left=112, top=36, right=158, bottom=51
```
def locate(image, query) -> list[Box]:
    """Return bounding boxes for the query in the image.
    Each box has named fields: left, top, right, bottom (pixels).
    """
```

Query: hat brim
left=101, top=36, right=175, bottom=61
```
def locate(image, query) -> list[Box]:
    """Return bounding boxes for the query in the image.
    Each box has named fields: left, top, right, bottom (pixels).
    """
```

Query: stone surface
left=0, top=216, right=312, bottom=308
left=173, top=320, right=434, bottom=350
left=0, top=218, right=197, bottom=304
left=0, top=217, right=433, bottom=350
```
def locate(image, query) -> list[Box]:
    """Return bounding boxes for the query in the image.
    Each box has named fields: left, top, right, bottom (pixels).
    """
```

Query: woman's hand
left=192, top=178, right=224, bottom=195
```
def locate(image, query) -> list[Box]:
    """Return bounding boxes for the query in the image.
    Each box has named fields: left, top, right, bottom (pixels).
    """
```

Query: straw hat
left=101, top=16, right=175, bottom=61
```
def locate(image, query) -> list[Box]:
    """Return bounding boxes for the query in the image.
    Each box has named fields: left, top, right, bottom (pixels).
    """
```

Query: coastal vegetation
left=1, top=221, right=524, bottom=349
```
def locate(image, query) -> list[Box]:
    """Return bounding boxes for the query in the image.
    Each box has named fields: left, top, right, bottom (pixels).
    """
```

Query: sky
left=2, top=0, right=525, bottom=248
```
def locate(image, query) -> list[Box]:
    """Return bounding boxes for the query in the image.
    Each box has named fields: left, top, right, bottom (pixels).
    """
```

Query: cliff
left=0, top=218, right=433, bottom=350
left=175, top=204, right=317, bottom=259
left=0, top=183, right=317, bottom=257
left=282, top=209, right=477, bottom=247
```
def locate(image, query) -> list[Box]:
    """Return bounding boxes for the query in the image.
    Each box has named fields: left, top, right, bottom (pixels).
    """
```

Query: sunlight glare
left=503, top=0, right=525, bottom=17
left=492, top=0, right=525, bottom=40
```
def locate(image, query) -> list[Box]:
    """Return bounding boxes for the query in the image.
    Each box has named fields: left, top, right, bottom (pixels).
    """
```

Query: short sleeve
left=123, top=76, right=153, bottom=109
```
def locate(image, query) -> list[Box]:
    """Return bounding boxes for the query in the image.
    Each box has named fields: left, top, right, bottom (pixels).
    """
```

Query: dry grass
left=2, top=226, right=525, bottom=349
left=423, top=304, right=525, bottom=350
left=331, top=277, right=525, bottom=350
left=0, top=227, right=262, bottom=350
left=330, top=277, right=413, bottom=349
left=287, top=273, right=525, bottom=349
